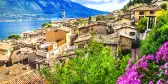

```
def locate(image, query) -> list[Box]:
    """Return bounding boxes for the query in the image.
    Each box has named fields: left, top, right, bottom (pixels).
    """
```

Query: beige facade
left=114, top=26, right=138, bottom=40
left=120, top=36, right=132, bottom=50
left=77, top=23, right=108, bottom=36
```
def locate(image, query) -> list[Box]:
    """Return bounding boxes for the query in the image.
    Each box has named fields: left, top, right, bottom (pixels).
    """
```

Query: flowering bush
left=117, top=42, right=168, bottom=84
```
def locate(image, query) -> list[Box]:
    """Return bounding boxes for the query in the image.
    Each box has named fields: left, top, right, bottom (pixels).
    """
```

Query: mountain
left=0, top=0, right=108, bottom=21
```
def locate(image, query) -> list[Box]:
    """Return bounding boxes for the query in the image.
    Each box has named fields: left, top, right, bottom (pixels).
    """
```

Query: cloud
left=72, top=0, right=129, bottom=12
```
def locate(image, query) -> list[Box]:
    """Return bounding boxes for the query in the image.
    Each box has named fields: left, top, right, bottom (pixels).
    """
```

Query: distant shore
left=0, top=21, right=46, bottom=40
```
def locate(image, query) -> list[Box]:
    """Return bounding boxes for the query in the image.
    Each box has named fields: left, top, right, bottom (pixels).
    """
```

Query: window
left=150, top=11, right=155, bottom=14
left=130, top=32, right=135, bottom=36
left=139, top=11, right=144, bottom=15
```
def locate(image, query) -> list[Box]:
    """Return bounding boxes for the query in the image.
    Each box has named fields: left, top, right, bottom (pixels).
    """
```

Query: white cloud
left=72, top=0, right=129, bottom=12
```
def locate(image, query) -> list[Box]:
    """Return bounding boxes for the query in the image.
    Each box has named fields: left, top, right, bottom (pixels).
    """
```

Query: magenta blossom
left=140, top=61, right=148, bottom=70
left=164, top=70, right=168, bottom=76
left=146, top=54, right=155, bottom=61
left=149, top=81, right=154, bottom=84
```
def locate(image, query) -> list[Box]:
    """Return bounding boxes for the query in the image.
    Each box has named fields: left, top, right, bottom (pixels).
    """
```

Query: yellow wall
left=46, top=30, right=66, bottom=42
left=134, top=10, right=161, bottom=21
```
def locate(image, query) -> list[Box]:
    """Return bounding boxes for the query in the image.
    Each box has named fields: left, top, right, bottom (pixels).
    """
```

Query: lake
left=0, top=21, right=48, bottom=40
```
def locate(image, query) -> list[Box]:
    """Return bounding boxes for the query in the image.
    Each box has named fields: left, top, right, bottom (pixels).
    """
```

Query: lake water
left=0, top=21, right=48, bottom=40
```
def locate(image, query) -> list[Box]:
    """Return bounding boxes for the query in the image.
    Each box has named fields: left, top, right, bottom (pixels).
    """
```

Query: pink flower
left=149, top=81, right=154, bottom=84
left=156, top=79, right=164, bottom=84
left=146, top=54, right=155, bottom=61
left=140, top=61, right=148, bottom=70
left=164, top=70, right=168, bottom=76
left=166, top=80, right=168, bottom=84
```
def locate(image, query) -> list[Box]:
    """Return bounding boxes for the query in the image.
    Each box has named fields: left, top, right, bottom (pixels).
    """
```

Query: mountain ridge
left=0, top=0, right=108, bottom=20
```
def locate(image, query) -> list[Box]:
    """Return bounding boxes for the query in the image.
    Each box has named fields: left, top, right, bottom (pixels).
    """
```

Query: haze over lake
left=0, top=21, right=48, bottom=40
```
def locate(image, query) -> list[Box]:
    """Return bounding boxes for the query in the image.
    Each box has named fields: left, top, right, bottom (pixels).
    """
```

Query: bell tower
left=62, top=9, right=66, bottom=23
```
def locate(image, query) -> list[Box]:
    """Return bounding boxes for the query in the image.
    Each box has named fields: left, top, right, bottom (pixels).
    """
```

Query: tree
left=40, top=39, right=130, bottom=84
left=160, top=3, right=167, bottom=10
left=88, top=16, right=93, bottom=24
left=42, top=22, right=52, bottom=27
left=136, top=17, right=147, bottom=33
left=96, top=15, right=105, bottom=21
left=8, top=34, right=21, bottom=40
left=124, top=0, right=153, bottom=8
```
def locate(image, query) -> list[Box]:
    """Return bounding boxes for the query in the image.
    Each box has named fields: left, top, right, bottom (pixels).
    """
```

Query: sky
left=71, top=0, right=130, bottom=12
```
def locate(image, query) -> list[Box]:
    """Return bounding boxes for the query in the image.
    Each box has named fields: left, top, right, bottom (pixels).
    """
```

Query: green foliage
left=160, top=3, right=168, bottom=10
left=8, top=34, right=21, bottom=40
left=96, top=15, right=105, bottom=21
left=125, top=0, right=152, bottom=8
left=136, top=17, right=147, bottom=33
left=40, top=39, right=130, bottom=84
left=88, top=16, right=94, bottom=24
left=42, top=22, right=52, bottom=27
left=140, top=12, right=168, bottom=56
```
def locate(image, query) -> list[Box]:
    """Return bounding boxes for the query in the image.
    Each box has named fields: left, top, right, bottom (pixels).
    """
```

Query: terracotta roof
left=11, top=48, right=34, bottom=64
left=74, top=34, right=91, bottom=43
left=0, top=65, right=47, bottom=84
left=133, top=6, right=161, bottom=11
left=114, top=25, right=137, bottom=30
left=74, top=33, right=119, bottom=45
left=78, top=23, right=98, bottom=29
left=57, top=27, right=71, bottom=32
left=0, top=43, right=13, bottom=50
left=122, top=14, right=131, bottom=19
left=94, top=34, right=118, bottom=45
left=47, top=27, right=71, bottom=32
left=119, top=33, right=134, bottom=39
left=0, top=54, right=9, bottom=61
left=51, top=21, right=63, bottom=24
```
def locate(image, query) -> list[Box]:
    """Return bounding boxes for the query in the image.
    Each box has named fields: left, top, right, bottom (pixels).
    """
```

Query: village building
left=77, top=22, right=108, bottom=36
left=113, top=25, right=138, bottom=40
left=133, top=5, right=161, bottom=23
left=0, top=64, right=46, bottom=83
left=46, top=27, right=75, bottom=47
left=33, top=27, right=76, bottom=70
left=21, top=28, right=44, bottom=39
left=108, top=15, right=131, bottom=27
left=68, top=18, right=76, bottom=23
left=11, top=47, right=35, bottom=66
left=74, top=33, right=134, bottom=57
left=0, top=42, right=18, bottom=66
left=51, top=21, right=63, bottom=28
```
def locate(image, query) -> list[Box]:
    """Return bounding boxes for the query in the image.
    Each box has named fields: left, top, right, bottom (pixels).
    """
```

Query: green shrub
left=8, top=34, right=21, bottom=40
left=40, top=40, right=130, bottom=84
left=42, top=22, right=52, bottom=27
left=136, top=17, right=147, bottom=33
left=160, top=3, right=167, bottom=10
left=96, top=15, right=105, bottom=21
left=140, top=12, right=168, bottom=56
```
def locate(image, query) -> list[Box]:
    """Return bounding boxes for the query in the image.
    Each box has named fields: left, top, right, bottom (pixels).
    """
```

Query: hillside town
left=0, top=0, right=168, bottom=83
